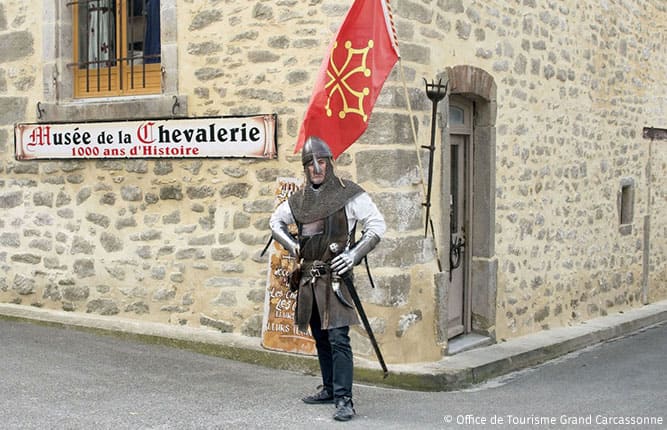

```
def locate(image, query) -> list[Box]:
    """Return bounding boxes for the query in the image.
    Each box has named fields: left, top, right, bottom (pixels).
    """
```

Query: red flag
left=294, top=0, right=400, bottom=159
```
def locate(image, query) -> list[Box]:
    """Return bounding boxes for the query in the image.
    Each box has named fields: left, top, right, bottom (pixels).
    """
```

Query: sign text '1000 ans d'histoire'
left=14, top=114, right=277, bottom=160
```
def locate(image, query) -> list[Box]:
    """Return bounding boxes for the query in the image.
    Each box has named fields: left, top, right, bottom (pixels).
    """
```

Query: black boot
left=333, top=396, right=355, bottom=421
left=302, top=386, right=334, bottom=404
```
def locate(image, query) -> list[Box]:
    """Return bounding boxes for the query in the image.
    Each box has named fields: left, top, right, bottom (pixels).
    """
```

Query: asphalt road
left=1, top=319, right=665, bottom=429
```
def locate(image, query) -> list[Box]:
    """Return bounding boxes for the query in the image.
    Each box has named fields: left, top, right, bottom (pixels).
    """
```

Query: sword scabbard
left=340, top=273, right=389, bottom=378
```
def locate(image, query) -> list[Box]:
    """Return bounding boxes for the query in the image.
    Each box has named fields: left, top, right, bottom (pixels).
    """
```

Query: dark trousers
left=309, top=300, right=353, bottom=400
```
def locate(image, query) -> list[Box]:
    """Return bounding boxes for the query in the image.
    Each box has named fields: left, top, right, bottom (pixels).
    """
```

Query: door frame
left=435, top=65, right=498, bottom=348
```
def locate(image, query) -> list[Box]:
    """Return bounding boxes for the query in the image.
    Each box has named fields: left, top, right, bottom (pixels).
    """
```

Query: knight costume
left=269, top=136, right=386, bottom=422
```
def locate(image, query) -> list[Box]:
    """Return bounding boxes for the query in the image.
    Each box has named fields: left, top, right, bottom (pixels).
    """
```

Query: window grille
left=68, top=0, right=161, bottom=98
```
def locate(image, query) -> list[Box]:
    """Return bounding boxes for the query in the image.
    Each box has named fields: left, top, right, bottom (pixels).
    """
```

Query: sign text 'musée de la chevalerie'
left=14, top=114, right=277, bottom=160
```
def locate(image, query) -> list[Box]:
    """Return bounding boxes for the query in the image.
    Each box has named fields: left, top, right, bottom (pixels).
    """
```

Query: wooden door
left=448, top=134, right=467, bottom=337
left=447, top=96, right=473, bottom=339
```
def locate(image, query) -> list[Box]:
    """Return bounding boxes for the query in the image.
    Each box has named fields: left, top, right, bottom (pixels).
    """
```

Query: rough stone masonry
left=0, top=0, right=665, bottom=364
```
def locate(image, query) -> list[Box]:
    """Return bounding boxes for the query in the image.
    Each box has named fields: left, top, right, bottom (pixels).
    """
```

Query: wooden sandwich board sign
left=261, top=177, right=316, bottom=355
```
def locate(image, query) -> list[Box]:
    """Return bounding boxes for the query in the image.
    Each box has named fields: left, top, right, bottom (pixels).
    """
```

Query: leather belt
left=301, top=260, right=329, bottom=281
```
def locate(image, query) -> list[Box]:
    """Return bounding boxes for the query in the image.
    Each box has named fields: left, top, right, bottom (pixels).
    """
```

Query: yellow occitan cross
left=325, top=40, right=374, bottom=122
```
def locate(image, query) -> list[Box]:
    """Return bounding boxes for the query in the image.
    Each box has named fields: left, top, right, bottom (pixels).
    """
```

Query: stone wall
left=0, top=0, right=665, bottom=363
left=432, top=0, right=667, bottom=339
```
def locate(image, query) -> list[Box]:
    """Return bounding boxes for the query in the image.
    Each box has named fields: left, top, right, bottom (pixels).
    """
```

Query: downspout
left=641, top=134, right=652, bottom=305
left=641, top=127, right=667, bottom=304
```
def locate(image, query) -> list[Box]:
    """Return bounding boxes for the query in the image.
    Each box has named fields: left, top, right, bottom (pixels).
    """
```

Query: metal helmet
left=301, top=136, right=333, bottom=174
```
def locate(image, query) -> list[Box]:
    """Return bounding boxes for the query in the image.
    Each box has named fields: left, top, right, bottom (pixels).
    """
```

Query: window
left=619, top=185, right=633, bottom=225
left=449, top=106, right=465, bottom=126
left=448, top=97, right=472, bottom=135
left=71, top=0, right=161, bottom=98
left=618, top=178, right=635, bottom=235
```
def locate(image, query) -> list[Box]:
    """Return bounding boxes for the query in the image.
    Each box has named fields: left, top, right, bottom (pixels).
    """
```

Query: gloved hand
left=330, top=231, right=380, bottom=275
left=331, top=250, right=355, bottom=275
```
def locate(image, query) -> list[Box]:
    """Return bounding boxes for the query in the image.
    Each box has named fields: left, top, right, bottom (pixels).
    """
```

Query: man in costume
left=269, top=136, right=386, bottom=422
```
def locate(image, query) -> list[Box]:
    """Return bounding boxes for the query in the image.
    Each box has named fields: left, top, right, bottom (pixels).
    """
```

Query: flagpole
left=398, top=58, right=443, bottom=272
left=398, top=59, right=426, bottom=198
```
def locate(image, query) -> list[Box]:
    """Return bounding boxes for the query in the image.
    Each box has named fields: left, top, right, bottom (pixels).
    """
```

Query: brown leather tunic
left=293, top=208, right=359, bottom=332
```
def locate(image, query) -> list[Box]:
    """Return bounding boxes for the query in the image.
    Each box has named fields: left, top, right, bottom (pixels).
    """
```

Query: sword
left=339, top=272, right=389, bottom=379
left=327, top=243, right=388, bottom=378
left=260, top=236, right=273, bottom=257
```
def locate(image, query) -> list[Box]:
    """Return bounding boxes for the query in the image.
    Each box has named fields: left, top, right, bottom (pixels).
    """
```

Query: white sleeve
left=346, top=192, right=386, bottom=238
left=269, top=200, right=295, bottom=231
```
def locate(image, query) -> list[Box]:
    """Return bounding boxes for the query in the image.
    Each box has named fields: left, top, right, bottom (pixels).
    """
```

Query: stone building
left=0, top=0, right=665, bottom=364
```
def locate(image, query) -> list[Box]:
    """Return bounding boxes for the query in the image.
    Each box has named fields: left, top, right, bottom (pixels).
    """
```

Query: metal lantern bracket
left=422, top=78, right=448, bottom=239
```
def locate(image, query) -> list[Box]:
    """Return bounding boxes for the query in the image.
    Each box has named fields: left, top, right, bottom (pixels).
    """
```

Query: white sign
left=14, top=114, right=277, bottom=160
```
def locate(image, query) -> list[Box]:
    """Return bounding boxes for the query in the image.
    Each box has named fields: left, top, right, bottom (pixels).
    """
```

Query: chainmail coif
left=288, top=158, right=364, bottom=224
